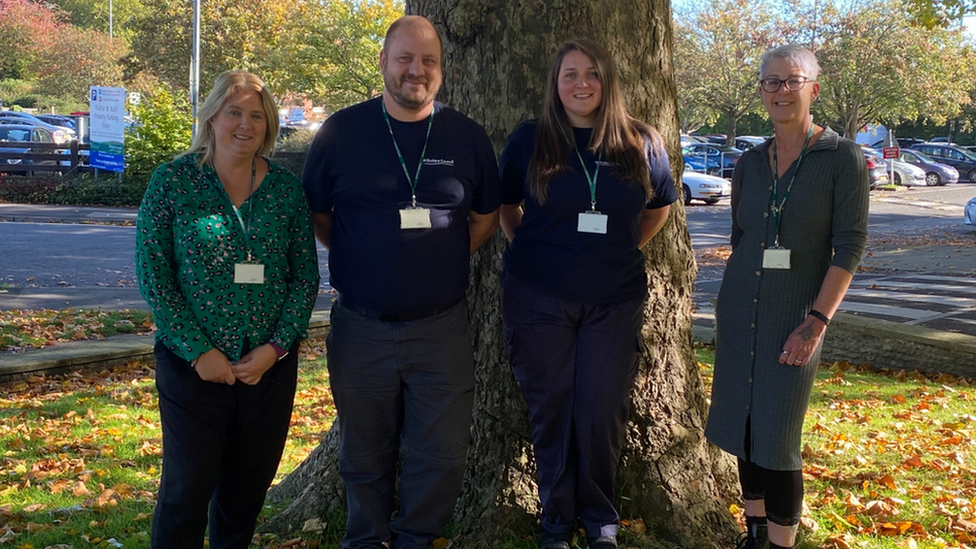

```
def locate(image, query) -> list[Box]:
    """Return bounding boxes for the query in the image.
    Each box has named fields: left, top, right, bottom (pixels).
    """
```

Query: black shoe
left=587, top=535, right=617, bottom=549
left=734, top=525, right=769, bottom=549
left=540, top=531, right=572, bottom=549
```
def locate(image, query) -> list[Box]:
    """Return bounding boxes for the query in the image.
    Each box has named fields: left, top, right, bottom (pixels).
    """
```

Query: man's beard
left=385, top=73, right=438, bottom=111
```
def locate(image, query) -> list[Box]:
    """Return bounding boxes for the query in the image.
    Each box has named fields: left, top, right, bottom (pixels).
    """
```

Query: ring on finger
left=794, top=359, right=803, bottom=365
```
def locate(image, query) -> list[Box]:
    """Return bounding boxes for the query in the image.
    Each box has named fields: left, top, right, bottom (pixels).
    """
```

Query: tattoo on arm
left=799, top=325, right=814, bottom=341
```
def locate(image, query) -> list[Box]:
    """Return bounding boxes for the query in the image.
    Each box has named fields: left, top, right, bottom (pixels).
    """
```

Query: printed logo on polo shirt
left=423, top=158, right=455, bottom=166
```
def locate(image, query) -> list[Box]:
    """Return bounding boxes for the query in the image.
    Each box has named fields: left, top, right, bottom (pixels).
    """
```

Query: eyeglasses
left=759, top=77, right=815, bottom=93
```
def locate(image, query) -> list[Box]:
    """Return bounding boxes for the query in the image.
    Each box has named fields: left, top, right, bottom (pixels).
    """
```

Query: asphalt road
left=0, top=184, right=973, bottom=333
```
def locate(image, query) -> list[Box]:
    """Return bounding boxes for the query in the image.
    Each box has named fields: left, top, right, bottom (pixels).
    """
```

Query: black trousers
left=151, top=341, right=298, bottom=549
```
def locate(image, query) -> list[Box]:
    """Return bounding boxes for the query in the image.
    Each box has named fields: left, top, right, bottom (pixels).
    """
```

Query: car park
left=910, top=143, right=976, bottom=182
left=888, top=158, right=926, bottom=187
left=734, top=136, right=765, bottom=150
left=682, top=150, right=722, bottom=176
left=966, top=196, right=976, bottom=225
left=681, top=169, right=731, bottom=205
left=869, top=137, right=927, bottom=149
left=0, top=112, right=75, bottom=143
left=897, top=149, right=958, bottom=186
left=862, top=149, right=889, bottom=189
left=0, top=124, right=58, bottom=172
left=684, top=143, right=742, bottom=178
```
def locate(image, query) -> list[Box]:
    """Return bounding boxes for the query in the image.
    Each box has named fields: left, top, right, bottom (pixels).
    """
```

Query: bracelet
left=808, top=309, right=831, bottom=326
left=190, top=357, right=199, bottom=370
left=269, top=342, right=288, bottom=361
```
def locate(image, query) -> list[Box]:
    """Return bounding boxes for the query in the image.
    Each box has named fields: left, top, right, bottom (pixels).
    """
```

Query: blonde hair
left=179, top=70, right=279, bottom=167
left=528, top=39, right=660, bottom=204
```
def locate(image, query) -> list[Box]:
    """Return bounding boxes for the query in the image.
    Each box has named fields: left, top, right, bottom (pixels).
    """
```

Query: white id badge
left=762, top=248, right=791, bottom=270
left=234, top=263, right=265, bottom=284
left=577, top=211, right=608, bottom=234
left=400, top=207, right=432, bottom=229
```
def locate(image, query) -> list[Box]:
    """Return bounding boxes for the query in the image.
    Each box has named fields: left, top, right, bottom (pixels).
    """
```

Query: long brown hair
left=528, top=39, right=662, bottom=204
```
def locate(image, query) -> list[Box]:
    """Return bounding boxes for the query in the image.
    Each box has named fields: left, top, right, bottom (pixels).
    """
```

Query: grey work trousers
left=327, top=300, right=475, bottom=549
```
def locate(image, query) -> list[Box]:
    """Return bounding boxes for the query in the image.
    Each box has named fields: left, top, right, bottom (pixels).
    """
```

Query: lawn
left=0, top=344, right=973, bottom=548
left=0, top=309, right=155, bottom=352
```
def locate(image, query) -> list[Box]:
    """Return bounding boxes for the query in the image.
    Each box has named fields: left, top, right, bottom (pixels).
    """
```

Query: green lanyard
left=382, top=101, right=434, bottom=207
left=212, top=158, right=256, bottom=261
left=770, top=127, right=813, bottom=246
left=574, top=147, right=601, bottom=211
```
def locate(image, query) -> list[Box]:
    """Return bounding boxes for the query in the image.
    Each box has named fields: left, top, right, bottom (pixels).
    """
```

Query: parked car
left=35, top=114, right=76, bottom=130
left=734, top=136, right=766, bottom=150
left=700, top=134, right=727, bottom=145
left=869, top=137, right=926, bottom=149
left=680, top=134, right=706, bottom=148
left=910, top=143, right=976, bottom=182
left=0, top=124, right=58, bottom=172
left=684, top=143, right=742, bottom=178
left=682, top=149, right=721, bottom=176
left=966, top=196, right=976, bottom=225
left=0, top=112, right=75, bottom=143
left=682, top=169, right=731, bottom=205
left=862, top=149, right=889, bottom=189
left=963, top=145, right=976, bottom=154
left=888, top=158, right=926, bottom=187
left=897, top=149, right=958, bottom=186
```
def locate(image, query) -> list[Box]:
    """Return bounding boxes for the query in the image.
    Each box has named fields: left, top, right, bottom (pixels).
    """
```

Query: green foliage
left=273, top=128, right=316, bottom=177
left=0, top=173, right=149, bottom=206
left=906, top=0, right=976, bottom=26
left=125, top=83, right=192, bottom=177
left=282, top=0, right=403, bottom=112
left=673, top=0, right=781, bottom=137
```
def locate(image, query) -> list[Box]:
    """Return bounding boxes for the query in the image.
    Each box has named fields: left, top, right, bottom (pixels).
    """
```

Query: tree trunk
left=725, top=110, right=738, bottom=147
left=266, top=1, right=739, bottom=547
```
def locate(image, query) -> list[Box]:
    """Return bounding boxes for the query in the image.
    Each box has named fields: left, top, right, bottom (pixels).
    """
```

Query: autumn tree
left=672, top=0, right=780, bottom=144
left=811, top=0, right=973, bottom=137
left=277, top=0, right=402, bottom=113
left=0, top=0, right=62, bottom=81
left=263, top=1, right=739, bottom=547
left=36, top=24, right=127, bottom=102
left=47, top=0, right=147, bottom=42
left=125, top=0, right=309, bottom=95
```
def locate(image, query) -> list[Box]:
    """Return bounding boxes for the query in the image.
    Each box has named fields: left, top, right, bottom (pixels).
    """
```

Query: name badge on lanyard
left=578, top=211, right=608, bottom=234
left=400, top=206, right=432, bottom=229
left=383, top=101, right=435, bottom=232
left=574, top=144, right=608, bottom=234
left=235, top=262, right=265, bottom=284
left=762, top=247, right=791, bottom=269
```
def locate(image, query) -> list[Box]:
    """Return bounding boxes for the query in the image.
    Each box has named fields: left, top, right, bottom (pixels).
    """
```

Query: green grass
left=0, top=309, right=155, bottom=351
left=2, top=344, right=973, bottom=548
left=698, top=348, right=976, bottom=549
left=0, top=345, right=333, bottom=548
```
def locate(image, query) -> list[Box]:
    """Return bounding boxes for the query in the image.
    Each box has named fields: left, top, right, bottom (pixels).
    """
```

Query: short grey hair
left=759, top=44, right=820, bottom=80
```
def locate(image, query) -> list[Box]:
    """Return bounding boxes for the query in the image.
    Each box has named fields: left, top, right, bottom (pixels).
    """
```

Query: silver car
left=965, top=196, right=976, bottom=226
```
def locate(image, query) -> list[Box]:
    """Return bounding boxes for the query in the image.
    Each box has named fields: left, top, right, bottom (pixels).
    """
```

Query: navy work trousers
left=151, top=341, right=298, bottom=549
left=501, top=271, right=644, bottom=539
left=327, top=300, right=475, bottom=549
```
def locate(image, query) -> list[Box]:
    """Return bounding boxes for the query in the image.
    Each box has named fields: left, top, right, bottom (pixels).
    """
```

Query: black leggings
left=739, top=419, right=803, bottom=526
left=737, top=458, right=803, bottom=526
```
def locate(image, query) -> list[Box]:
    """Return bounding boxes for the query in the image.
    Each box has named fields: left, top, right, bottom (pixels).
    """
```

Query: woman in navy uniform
left=498, top=39, right=678, bottom=549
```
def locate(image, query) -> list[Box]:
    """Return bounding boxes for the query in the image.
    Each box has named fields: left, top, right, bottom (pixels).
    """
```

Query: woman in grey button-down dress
left=704, top=45, right=869, bottom=549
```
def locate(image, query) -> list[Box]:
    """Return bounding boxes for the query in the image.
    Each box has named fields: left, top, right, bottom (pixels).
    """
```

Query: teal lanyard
left=213, top=158, right=256, bottom=261
left=382, top=101, right=434, bottom=207
left=770, top=127, right=813, bottom=246
left=574, top=147, right=601, bottom=211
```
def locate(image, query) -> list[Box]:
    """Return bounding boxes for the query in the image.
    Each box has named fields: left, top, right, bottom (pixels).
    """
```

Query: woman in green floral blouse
left=135, top=70, right=319, bottom=549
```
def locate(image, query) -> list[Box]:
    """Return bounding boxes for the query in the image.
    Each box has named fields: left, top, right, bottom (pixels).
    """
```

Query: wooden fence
left=0, top=141, right=89, bottom=174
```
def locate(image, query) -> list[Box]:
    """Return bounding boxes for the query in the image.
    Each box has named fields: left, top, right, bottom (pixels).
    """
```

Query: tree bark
left=266, top=1, right=739, bottom=547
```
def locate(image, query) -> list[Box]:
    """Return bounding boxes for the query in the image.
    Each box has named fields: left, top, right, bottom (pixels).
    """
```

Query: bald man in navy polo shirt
left=301, top=15, right=500, bottom=549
